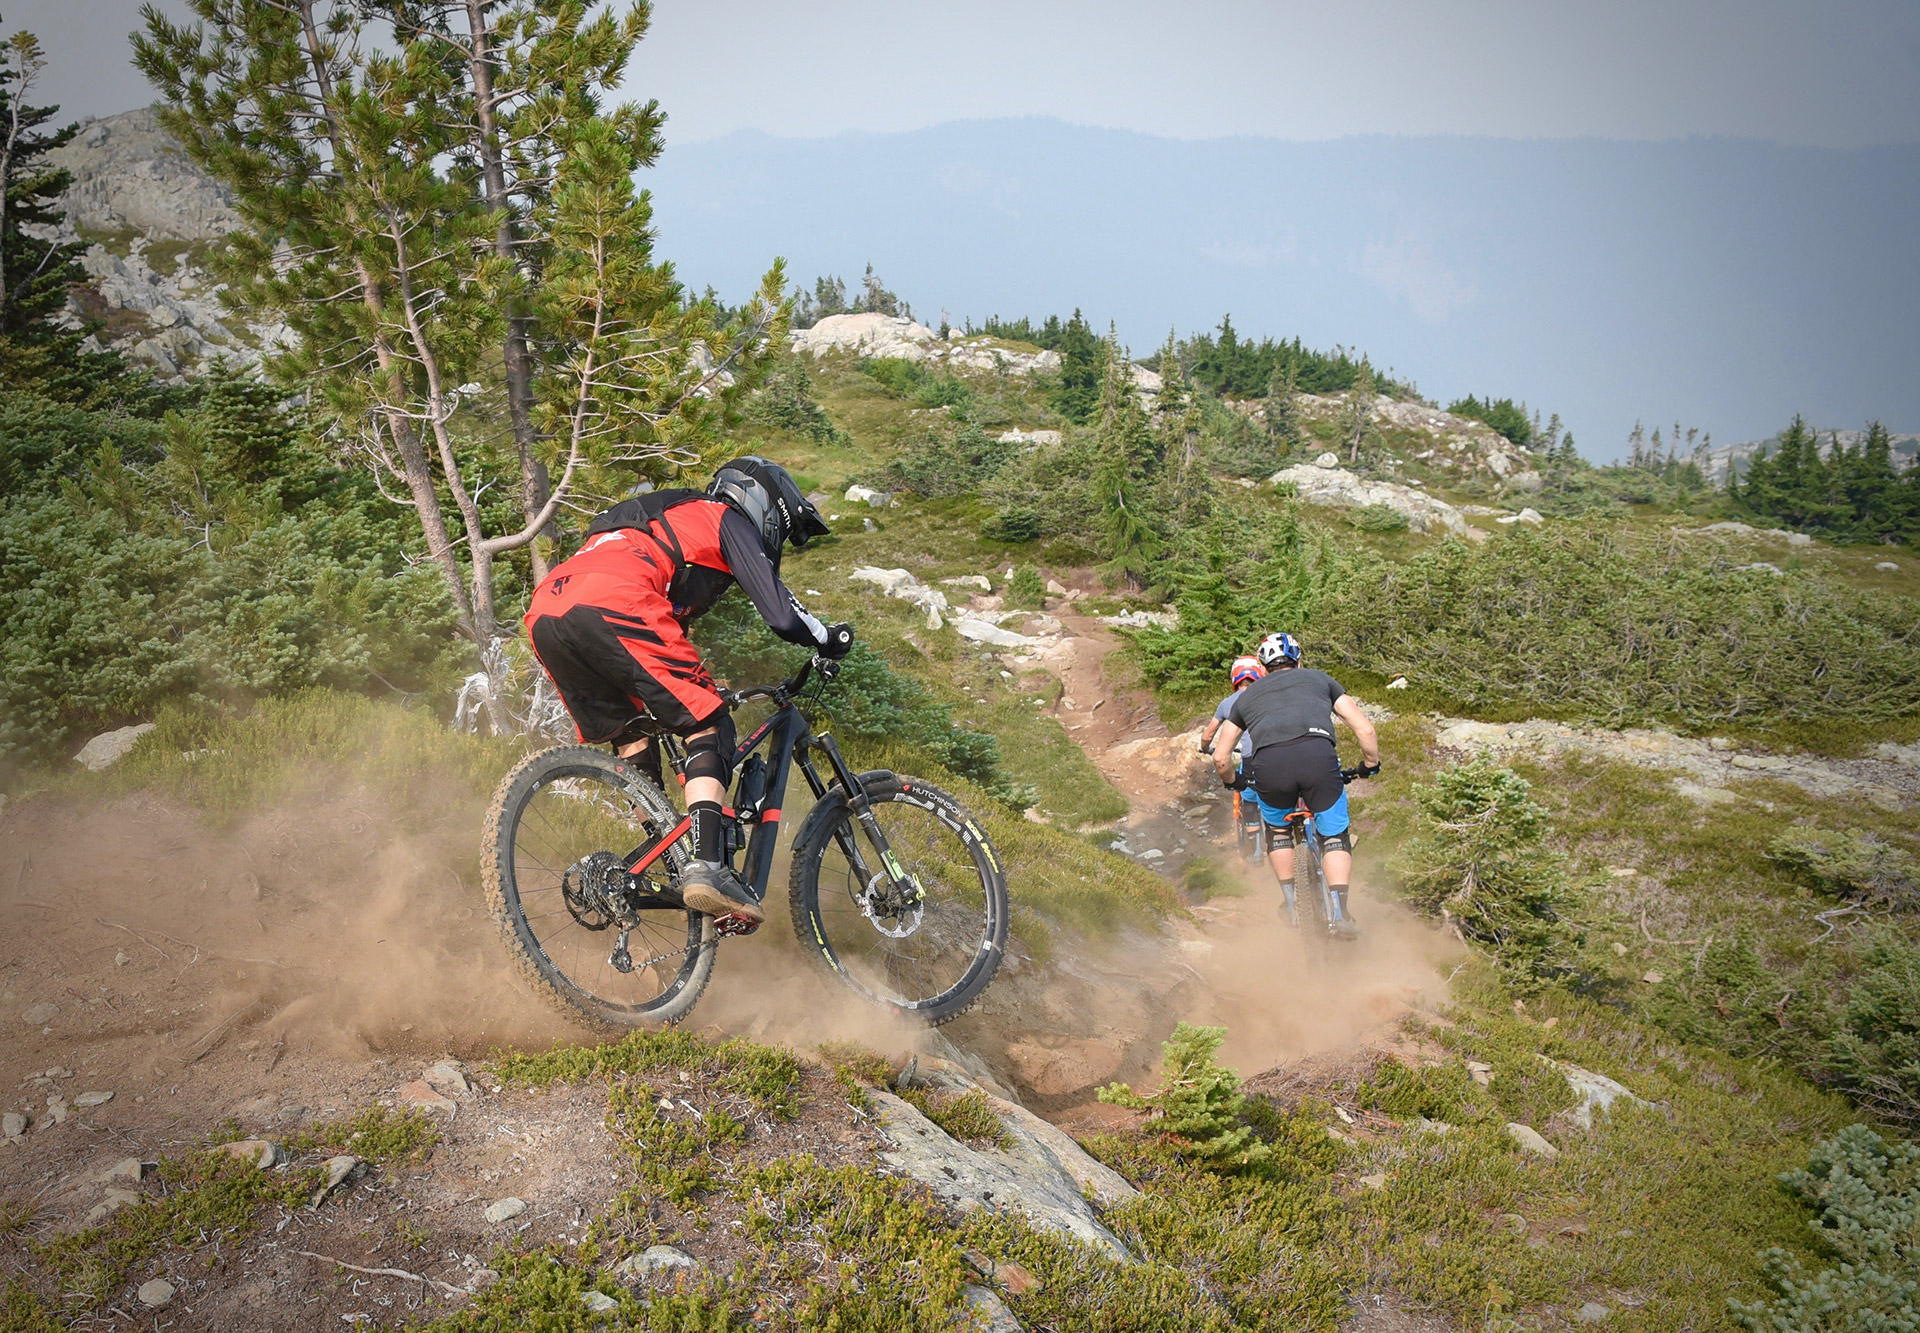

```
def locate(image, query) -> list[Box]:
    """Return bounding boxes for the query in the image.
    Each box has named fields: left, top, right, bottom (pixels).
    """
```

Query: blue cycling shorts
left=1256, top=787, right=1350, bottom=837
left=1250, top=738, right=1350, bottom=836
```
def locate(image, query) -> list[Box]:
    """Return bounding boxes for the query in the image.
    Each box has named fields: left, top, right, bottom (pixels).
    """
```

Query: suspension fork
left=801, top=732, right=913, bottom=898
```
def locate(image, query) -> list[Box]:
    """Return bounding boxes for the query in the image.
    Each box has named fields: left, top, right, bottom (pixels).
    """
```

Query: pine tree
left=1264, top=359, right=1301, bottom=459
left=1091, top=331, right=1163, bottom=587
left=0, top=27, right=103, bottom=395
left=1047, top=308, right=1102, bottom=423
left=1097, top=1023, right=1271, bottom=1173
left=1343, top=357, right=1377, bottom=466
left=136, top=0, right=786, bottom=665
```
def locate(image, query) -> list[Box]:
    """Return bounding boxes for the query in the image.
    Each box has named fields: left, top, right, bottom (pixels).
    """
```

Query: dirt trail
left=0, top=604, right=1452, bottom=1229
left=1032, top=593, right=1460, bottom=1090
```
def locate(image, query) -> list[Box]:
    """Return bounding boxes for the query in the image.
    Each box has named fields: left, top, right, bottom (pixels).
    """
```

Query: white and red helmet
left=1229, top=656, right=1266, bottom=688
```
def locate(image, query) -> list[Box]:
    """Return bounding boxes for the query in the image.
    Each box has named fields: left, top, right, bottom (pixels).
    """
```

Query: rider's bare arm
left=1333, top=695, right=1381, bottom=768
left=1211, top=720, right=1245, bottom=783
left=1199, top=717, right=1222, bottom=752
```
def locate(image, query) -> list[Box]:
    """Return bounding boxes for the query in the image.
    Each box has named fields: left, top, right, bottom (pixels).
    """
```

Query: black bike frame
left=621, top=662, right=888, bottom=906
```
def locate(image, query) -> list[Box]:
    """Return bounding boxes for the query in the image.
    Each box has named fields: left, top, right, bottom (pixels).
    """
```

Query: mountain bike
left=1277, top=766, right=1370, bottom=947
left=482, top=654, right=1010, bottom=1029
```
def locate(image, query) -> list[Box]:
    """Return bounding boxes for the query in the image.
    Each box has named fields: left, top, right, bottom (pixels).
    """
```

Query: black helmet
left=708, top=456, right=830, bottom=567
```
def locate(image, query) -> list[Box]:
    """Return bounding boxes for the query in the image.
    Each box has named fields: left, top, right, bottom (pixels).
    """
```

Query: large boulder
left=1270, top=463, right=1475, bottom=537
left=73, top=723, right=156, bottom=771
left=870, top=1090, right=1134, bottom=1262
left=792, top=313, right=940, bottom=361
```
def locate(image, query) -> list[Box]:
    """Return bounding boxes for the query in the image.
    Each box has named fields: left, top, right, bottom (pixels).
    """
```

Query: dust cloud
left=1177, top=855, right=1463, bottom=1080
left=0, top=774, right=1457, bottom=1110
left=0, top=781, right=581, bottom=1075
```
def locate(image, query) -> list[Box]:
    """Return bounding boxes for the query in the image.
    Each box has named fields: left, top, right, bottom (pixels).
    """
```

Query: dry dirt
left=0, top=604, right=1458, bottom=1327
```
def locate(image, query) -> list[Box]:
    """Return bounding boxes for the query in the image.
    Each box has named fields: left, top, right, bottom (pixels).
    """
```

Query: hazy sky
left=9, top=0, right=1920, bottom=146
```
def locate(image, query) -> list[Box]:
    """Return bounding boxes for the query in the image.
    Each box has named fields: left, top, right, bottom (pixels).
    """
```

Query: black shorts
left=528, top=603, right=725, bottom=744
left=1249, top=738, right=1347, bottom=832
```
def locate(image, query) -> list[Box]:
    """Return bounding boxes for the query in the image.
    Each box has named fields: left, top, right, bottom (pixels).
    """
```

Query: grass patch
left=59, top=689, right=519, bottom=824
left=899, top=1086, right=1014, bottom=1150
left=18, top=1103, right=438, bottom=1314
left=495, top=1028, right=803, bottom=1119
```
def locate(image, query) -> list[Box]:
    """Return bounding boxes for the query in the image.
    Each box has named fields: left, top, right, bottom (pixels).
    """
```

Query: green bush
left=857, top=357, right=974, bottom=413
left=1446, top=394, right=1533, bottom=446
left=868, top=423, right=1011, bottom=499
left=741, top=356, right=847, bottom=445
left=1732, top=1123, right=1920, bottom=1330
left=1006, top=565, right=1046, bottom=609
left=1348, top=503, right=1409, bottom=533
left=1098, top=1023, right=1272, bottom=1173
left=1313, top=527, right=1920, bottom=730
left=0, top=383, right=462, bottom=766
left=1397, top=759, right=1578, bottom=987
left=1770, top=826, right=1918, bottom=909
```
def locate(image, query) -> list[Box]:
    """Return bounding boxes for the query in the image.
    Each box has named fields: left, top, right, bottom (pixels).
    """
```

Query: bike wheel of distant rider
left=1292, top=822, right=1330, bottom=947
left=484, top=746, right=714, bottom=1028
left=789, top=773, right=1008, bottom=1026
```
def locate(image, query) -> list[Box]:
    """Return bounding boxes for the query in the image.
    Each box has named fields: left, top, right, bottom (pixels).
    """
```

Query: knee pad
left=1265, top=822, right=1294, bottom=853
left=1319, top=827, right=1353, bottom=855
left=682, top=713, right=736, bottom=786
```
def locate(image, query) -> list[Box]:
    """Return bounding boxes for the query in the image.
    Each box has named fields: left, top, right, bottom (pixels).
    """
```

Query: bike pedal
left=713, top=913, right=760, bottom=938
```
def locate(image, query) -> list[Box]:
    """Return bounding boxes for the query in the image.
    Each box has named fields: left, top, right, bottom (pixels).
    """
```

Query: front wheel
left=789, top=774, right=1009, bottom=1026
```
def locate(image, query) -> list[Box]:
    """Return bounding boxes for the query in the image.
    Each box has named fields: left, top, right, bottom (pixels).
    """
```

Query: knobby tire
left=483, top=746, right=715, bottom=1030
left=788, top=774, right=1009, bottom=1026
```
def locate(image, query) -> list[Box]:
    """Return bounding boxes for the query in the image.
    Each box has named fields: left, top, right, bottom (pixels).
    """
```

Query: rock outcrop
left=1271, top=459, right=1477, bottom=537
left=791, top=313, right=1063, bottom=377
left=49, top=109, right=241, bottom=241
left=1434, top=717, right=1918, bottom=810
left=45, top=107, right=285, bottom=378
left=1285, top=392, right=1540, bottom=487
left=870, top=1090, right=1135, bottom=1262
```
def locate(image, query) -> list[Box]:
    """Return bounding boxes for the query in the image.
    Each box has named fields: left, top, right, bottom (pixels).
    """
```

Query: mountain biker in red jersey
left=524, top=457, right=853, bottom=925
left=1208, top=632, right=1380, bottom=935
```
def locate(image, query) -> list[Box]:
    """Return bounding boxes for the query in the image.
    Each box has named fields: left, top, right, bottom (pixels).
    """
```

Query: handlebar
left=719, top=654, right=839, bottom=711
left=1340, top=764, right=1381, bottom=784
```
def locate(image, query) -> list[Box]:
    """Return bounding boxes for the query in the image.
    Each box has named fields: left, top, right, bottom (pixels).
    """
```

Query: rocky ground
left=0, top=599, right=1464, bottom=1327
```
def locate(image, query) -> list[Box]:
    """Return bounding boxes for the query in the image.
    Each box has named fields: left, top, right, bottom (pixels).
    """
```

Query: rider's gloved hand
left=820, top=623, right=855, bottom=660
left=1223, top=770, right=1249, bottom=791
left=1358, top=761, right=1382, bottom=778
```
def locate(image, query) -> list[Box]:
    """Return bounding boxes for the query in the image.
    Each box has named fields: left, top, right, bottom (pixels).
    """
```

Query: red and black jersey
left=536, top=490, right=827, bottom=645
left=522, top=491, right=827, bottom=742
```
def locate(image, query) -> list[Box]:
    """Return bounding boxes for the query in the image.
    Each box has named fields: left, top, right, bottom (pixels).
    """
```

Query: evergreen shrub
left=1732, top=1123, right=1920, bottom=1330
left=1098, top=1022, right=1272, bottom=1173
left=1397, top=759, right=1578, bottom=987
left=1770, top=827, right=1918, bottom=909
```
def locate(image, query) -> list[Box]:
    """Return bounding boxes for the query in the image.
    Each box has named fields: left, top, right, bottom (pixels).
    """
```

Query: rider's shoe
left=678, top=860, right=765, bottom=924
left=1328, top=889, right=1359, bottom=939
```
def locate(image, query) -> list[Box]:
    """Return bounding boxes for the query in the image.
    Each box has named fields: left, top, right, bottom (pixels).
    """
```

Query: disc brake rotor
left=861, top=870, right=925, bottom=939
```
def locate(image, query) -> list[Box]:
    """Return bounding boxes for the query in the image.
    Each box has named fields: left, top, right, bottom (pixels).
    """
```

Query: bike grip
left=821, top=622, right=855, bottom=660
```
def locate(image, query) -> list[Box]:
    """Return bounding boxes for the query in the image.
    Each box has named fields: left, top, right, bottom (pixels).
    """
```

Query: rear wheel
left=1294, top=829, right=1329, bottom=953
left=790, top=775, right=1008, bottom=1026
left=483, top=746, right=714, bottom=1028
